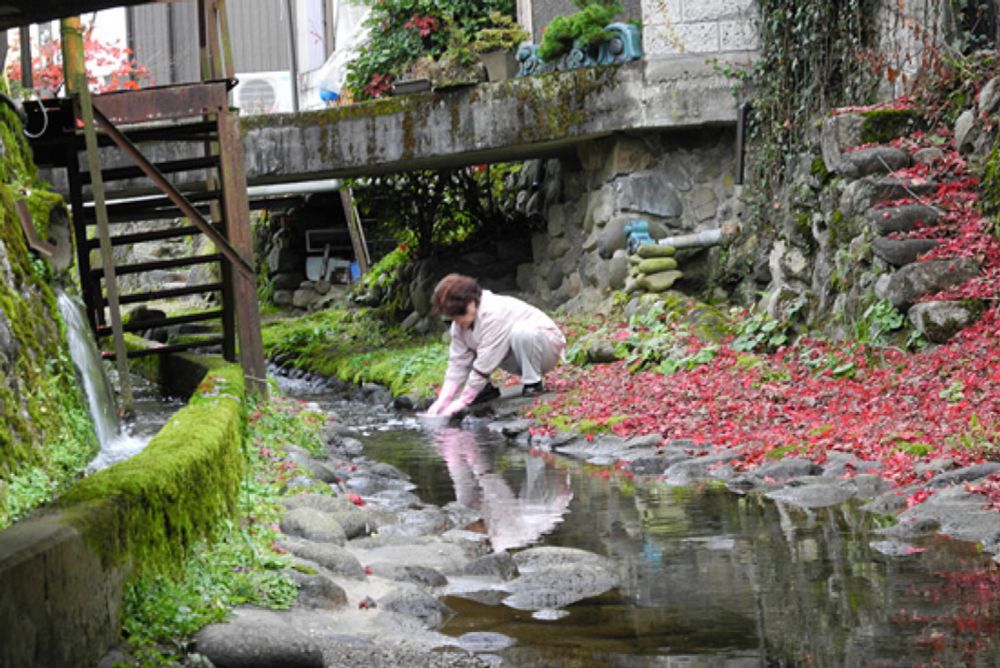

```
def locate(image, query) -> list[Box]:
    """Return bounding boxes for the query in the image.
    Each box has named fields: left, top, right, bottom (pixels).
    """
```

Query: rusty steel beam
left=13, top=200, right=56, bottom=259
left=89, top=105, right=254, bottom=278
left=218, top=110, right=267, bottom=396
left=91, top=81, right=229, bottom=126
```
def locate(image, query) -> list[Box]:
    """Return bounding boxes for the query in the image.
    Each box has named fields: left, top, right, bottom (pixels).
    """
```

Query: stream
left=278, top=373, right=1000, bottom=667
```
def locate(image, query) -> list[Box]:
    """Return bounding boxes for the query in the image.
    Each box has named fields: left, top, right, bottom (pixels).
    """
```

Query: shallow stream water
left=279, top=376, right=1000, bottom=667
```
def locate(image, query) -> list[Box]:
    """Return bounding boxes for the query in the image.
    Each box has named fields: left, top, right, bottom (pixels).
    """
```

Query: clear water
left=279, top=378, right=1000, bottom=667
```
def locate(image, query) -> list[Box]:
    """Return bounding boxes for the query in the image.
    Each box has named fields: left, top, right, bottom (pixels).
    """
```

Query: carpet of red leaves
left=530, top=115, right=1000, bottom=513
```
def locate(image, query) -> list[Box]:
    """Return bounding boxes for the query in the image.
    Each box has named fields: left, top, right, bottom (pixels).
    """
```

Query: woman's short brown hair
left=432, top=274, right=482, bottom=317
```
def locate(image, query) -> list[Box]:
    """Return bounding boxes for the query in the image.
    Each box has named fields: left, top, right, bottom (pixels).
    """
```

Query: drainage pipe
left=657, top=223, right=739, bottom=250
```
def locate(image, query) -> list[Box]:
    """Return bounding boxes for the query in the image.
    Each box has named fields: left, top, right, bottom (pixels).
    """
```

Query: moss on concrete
left=60, top=365, right=245, bottom=578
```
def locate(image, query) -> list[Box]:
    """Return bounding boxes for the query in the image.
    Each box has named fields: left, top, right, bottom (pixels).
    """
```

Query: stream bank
left=180, top=371, right=1000, bottom=667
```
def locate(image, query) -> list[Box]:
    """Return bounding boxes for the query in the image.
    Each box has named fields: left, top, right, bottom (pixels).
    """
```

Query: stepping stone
left=280, top=507, right=347, bottom=545
left=871, top=237, right=940, bottom=266
left=884, top=258, right=980, bottom=309
left=378, top=589, right=454, bottom=629
left=836, top=146, right=910, bottom=178
left=865, top=204, right=941, bottom=235
left=196, top=608, right=324, bottom=668
left=502, top=564, right=617, bottom=611
left=843, top=178, right=939, bottom=215
left=766, top=482, right=856, bottom=509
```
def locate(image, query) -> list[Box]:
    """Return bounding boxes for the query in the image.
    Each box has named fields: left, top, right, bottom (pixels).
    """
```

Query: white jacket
left=444, top=290, right=564, bottom=394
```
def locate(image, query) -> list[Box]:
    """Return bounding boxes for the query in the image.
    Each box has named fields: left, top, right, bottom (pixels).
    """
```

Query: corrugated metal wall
left=129, top=0, right=291, bottom=84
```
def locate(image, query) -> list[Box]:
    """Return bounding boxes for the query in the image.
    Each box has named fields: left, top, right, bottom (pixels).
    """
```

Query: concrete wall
left=0, top=358, right=245, bottom=668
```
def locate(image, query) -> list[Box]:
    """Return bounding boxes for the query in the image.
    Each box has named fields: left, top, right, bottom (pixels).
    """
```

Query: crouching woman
left=425, top=274, right=565, bottom=417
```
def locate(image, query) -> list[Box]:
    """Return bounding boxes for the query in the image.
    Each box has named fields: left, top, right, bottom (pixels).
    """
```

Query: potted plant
left=537, top=0, right=622, bottom=63
left=471, top=11, right=530, bottom=81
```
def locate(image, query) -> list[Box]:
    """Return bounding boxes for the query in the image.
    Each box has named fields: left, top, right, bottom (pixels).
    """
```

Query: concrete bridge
left=240, top=56, right=744, bottom=185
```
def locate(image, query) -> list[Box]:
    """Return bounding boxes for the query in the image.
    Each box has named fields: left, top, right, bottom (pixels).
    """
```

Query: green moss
left=0, top=104, right=97, bottom=528
left=859, top=108, right=921, bottom=144
left=262, top=307, right=447, bottom=398
left=60, top=366, right=245, bottom=578
left=810, top=156, right=829, bottom=180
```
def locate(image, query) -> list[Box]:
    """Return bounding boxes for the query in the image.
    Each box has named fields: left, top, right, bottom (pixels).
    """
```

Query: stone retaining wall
left=0, top=358, right=246, bottom=668
left=513, top=128, right=741, bottom=311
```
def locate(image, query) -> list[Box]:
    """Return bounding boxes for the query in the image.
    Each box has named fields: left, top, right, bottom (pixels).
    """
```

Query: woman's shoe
left=521, top=381, right=545, bottom=397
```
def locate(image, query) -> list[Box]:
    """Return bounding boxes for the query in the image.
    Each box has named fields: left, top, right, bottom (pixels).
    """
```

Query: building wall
left=129, top=0, right=291, bottom=84
left=641, top=0, right=758, bottom=56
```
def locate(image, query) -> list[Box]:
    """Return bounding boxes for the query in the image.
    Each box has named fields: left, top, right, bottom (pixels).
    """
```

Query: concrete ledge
left=0, top=362, right=246, bottom=668
left=242, top=56, right=744, bottom=184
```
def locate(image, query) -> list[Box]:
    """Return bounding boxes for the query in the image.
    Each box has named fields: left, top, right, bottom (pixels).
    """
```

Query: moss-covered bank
left=60, top=365, right=245, bottom=577
left=262, top=307, right=448, bottom=399
left=0, top=96, right=97, bottom=528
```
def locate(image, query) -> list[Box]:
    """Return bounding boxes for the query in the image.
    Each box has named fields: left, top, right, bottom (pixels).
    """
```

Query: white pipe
left=657, top=228, right=724, bottom=249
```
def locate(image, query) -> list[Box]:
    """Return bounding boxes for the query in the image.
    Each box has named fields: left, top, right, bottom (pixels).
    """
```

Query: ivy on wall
left=743, top=0, right=881, bottom=218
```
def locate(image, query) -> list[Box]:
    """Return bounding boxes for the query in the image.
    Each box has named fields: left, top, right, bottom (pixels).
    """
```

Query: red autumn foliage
left=529, top=104, right=1000, bottom=514
left=5, top=25, right=153, bottom=95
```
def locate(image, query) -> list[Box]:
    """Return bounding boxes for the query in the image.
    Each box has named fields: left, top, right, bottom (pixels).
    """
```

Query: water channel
left=279, top=374, right=1000, bottom=667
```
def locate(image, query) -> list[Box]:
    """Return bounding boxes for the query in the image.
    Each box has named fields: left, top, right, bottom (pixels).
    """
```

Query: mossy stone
left=638, top=270, right=683, bottom=293
left=636, top=244, right=675, bottom=258
left=637, top=257, right=679, bottom=274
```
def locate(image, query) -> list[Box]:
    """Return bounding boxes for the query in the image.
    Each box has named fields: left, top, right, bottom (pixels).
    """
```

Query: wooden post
left=218, top=111, right=267, bottom=397
left=340, top=189, right=370, bottom=275
left=63, top=16, right=134, bottom=416
left=19, top=26, right=33, bottom=91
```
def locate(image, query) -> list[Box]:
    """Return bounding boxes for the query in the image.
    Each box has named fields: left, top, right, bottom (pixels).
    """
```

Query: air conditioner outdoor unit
left=233, top=71, right=295, bottom=115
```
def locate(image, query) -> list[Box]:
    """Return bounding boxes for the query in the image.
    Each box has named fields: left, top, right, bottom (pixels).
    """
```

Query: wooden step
left=96, top=309, right=223, bottom=337
left=90, top=253, right=223, bottom=279
left=85, top=223, right=224, bottom=249
left=105, top=282, right=224, bottom=306
left=81, top=156, right=220, bottom=185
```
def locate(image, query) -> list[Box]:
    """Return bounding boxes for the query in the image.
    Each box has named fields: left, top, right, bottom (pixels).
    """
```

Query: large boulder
left=196, top=609, right=324, bottom=668
left=836, top=146, right=910, bottom=178
left=884, top=259, right=980, bottom=310
left=613, top=172, right=683, bottom=218
left=907, top=301, right=980, bottom=342
left=865, top=204, right=941, bottom=236
left=871, top=237, right=939, bottom=266
left=280, top=507, right=347, bottom=545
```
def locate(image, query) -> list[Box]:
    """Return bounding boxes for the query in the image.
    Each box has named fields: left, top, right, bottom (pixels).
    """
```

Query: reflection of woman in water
left=433, top=428, right=573, bottom=552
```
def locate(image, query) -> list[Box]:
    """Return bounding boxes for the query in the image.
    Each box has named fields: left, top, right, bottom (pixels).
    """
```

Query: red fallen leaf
left=905, top=546, right=929, bottom=554
left=346, top=493, right=366, bottom=507
left=364, top=565, right=373, bottom=575
left=270, top=523, right=282, bottom=533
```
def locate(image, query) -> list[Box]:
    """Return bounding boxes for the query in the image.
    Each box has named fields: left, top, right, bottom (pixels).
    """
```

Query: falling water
left=56, top=290, right=146, bottom=471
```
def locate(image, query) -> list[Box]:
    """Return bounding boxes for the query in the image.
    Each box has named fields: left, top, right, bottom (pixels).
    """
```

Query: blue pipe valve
left=624, top=219, right=653, bottom=254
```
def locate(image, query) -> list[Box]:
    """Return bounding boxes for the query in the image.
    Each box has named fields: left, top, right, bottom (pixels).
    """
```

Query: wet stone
left=664, top=450, right=744, bottom=486
left=453, top=632, right=516, bottom=653
left=462, top=552, right=520, bottom=580
left=378, top=564, right=449, bottom=588
left=195, top=608, right=324, bottom=668
left=280, top=507, right=347, bottom=545
left=927, top=462, right=1000, bottom=489
left=754, top=457, right=822, bottom=481
left=869, top=540, right=924, bottom=559
left=378, top=589, right=455, bottom=629
left=766, top=481, right=856, bottom=509
left=837, top=473, right=891, bottom=500
left=503, top=564, right=618, bottom=611
left=370, top=462, right=409, bottom=480
left=290, top=572, right=348, bottom=610
left=280, top=537, right=365, bottom=579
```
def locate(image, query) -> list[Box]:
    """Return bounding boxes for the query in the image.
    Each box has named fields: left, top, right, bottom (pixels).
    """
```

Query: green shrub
left=537, top=1, right=622, bottom=63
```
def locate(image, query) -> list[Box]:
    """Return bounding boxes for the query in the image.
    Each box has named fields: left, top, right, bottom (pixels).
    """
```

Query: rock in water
left=636, top=257, right=679, bottom=274
left=502, top=564, right=617, bottom=611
